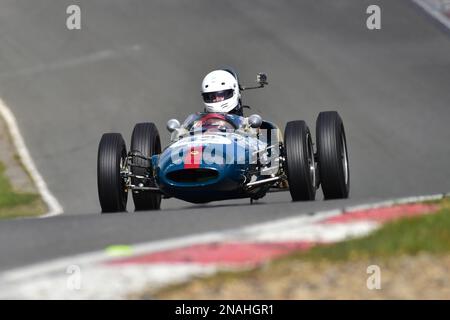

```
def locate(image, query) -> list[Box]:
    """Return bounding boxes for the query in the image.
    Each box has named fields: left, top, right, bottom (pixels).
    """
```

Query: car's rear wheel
left=97, top=133, right=128, bottom=213
left=316, top=111, right=350, bottom=199
left=130, top=123, right=162, bottom=211
left=284, top=120, right=316, bottom=201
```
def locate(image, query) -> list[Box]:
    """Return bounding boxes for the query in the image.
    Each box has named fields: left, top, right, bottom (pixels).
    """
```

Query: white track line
left=412, top=0, right=450, bottom=30
left=0, top=98, right=63, bottom=217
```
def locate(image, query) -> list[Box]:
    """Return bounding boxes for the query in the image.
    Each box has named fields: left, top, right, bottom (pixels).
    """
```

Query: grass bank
left=0, top=162, right=45, bottom=219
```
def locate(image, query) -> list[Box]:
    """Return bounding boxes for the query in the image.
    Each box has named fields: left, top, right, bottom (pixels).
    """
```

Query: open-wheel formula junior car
left=97, top=72, right=349, bottom=213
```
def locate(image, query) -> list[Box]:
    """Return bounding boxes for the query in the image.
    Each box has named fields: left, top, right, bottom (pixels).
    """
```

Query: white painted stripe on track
left=412, top=0, right=450, bottom=30
left=0, top=98, right=64, bottom=217
left=342, top=194, right=443, bottom=212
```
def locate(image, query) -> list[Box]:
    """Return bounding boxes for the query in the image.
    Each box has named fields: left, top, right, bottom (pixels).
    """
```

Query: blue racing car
left=97, top=72, right=349, bottom=213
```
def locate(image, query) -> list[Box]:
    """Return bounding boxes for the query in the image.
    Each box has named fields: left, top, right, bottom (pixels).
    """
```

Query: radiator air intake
left=167, top=168, right=219, bottom=183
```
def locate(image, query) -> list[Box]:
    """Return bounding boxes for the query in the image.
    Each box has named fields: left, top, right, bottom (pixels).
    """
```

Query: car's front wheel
left=284, top=120, right=316, bottom=201
left=130, top=123, right=162, bottom=211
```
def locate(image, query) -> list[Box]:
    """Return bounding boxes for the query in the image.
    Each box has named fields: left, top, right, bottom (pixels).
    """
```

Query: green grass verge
left=287, top=197, right=450, bottom=262
left=0, top=162, right=45, bottom=219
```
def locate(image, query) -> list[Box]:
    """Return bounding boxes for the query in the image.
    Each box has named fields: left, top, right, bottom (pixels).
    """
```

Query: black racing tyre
left=284, top=121, right=316, bottom=201
left=97, top=133, right=128, bottom=213
left=130, top=123, right=162, bottom=211
left=316, top=111, right=350, bottom=199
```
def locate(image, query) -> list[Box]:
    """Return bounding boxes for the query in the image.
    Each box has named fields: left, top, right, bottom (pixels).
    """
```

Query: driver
left=201, top=69, right=243, bottom=116
left=169, top=70, right=253, bottom=142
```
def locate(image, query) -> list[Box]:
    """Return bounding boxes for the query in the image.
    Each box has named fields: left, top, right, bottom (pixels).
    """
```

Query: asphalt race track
left=0, top=0, right=449, bottom=271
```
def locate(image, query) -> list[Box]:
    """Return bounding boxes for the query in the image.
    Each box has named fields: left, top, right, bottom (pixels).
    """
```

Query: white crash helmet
left=201, top=70, right=240, bottom=113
